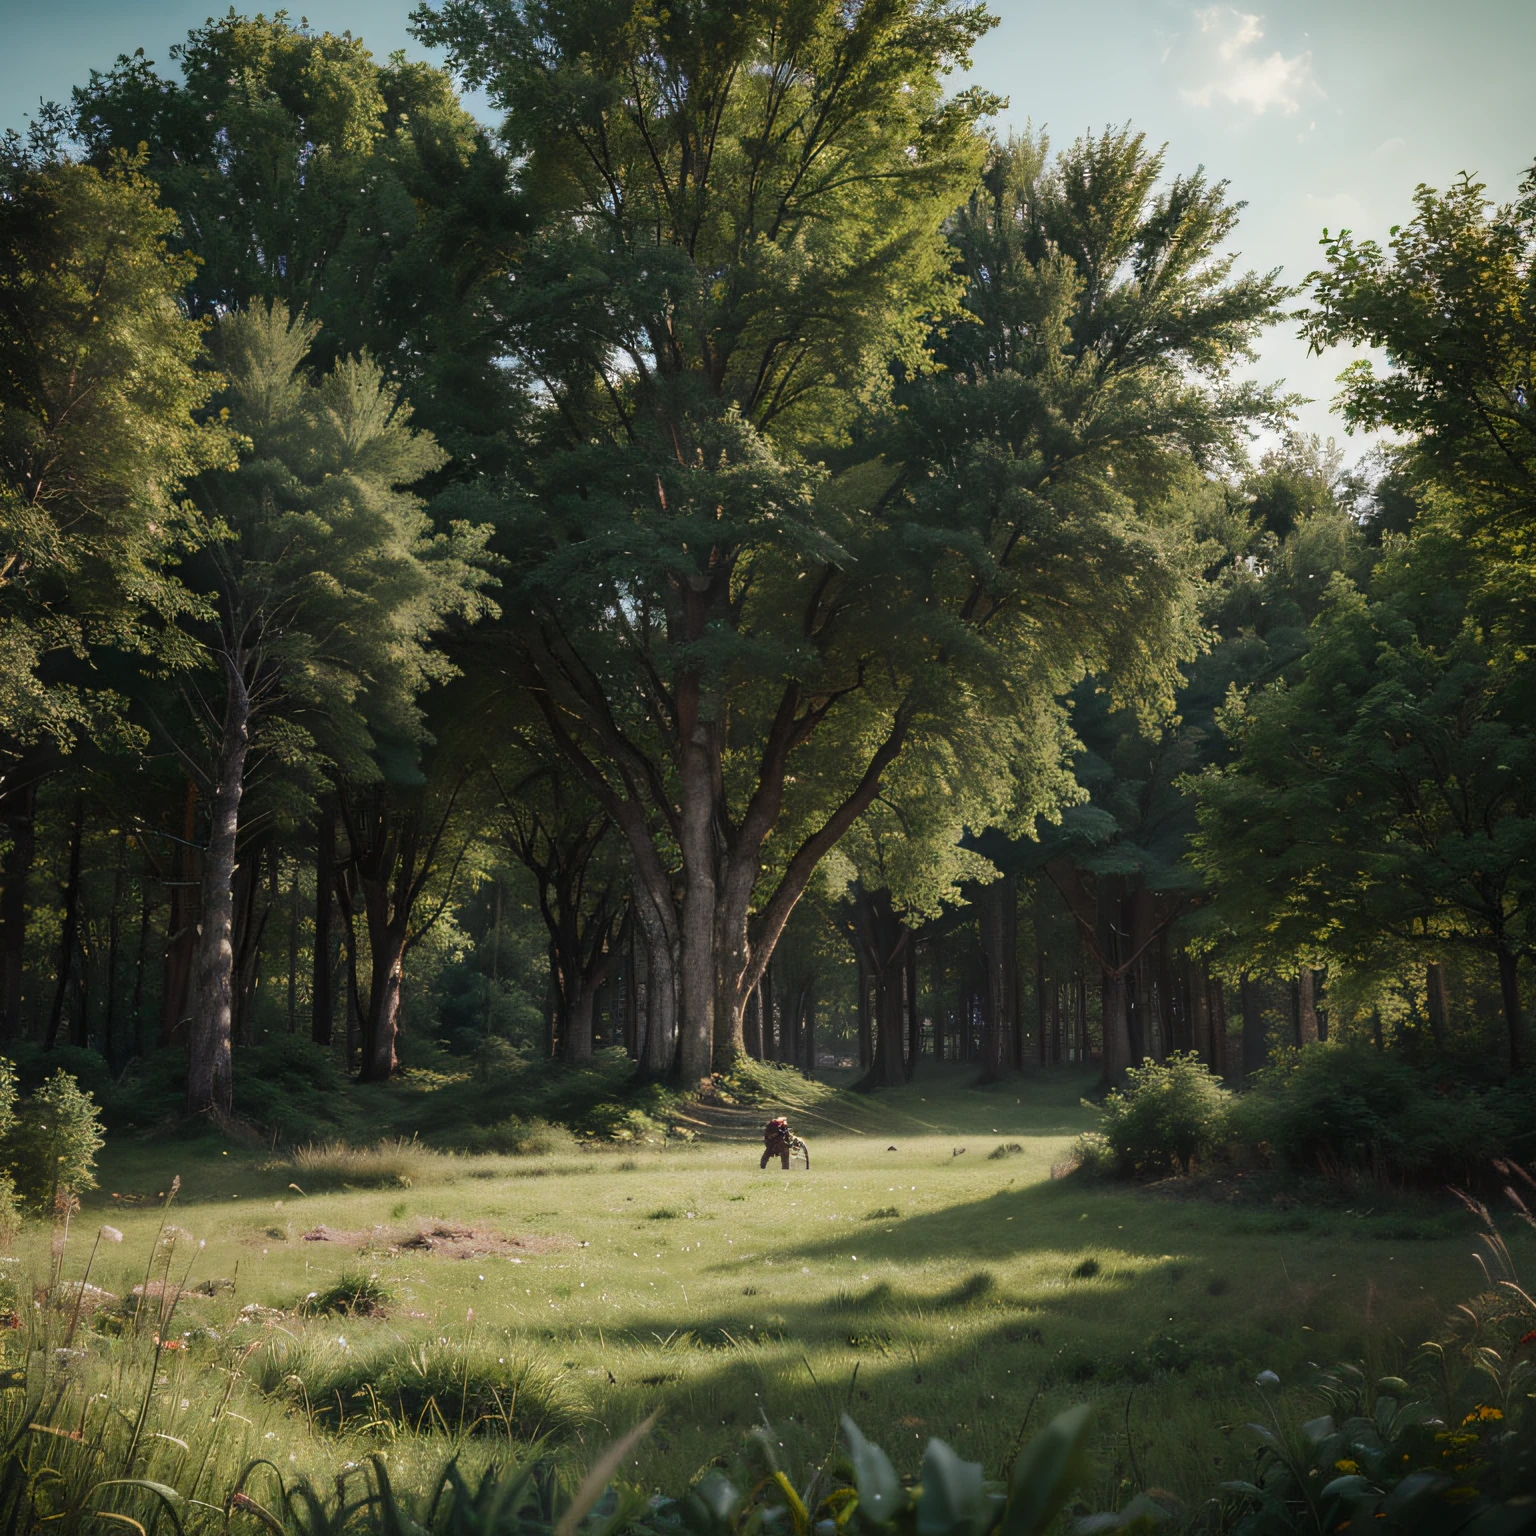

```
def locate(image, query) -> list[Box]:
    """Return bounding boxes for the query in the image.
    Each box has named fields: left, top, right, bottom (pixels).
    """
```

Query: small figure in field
left=760, top=1116, right=810, bottom=1170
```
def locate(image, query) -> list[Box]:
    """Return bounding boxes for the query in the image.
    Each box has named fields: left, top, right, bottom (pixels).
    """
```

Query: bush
left=1237, top=1042, right=1520, bottom=1184
left=3, top=1068, right=104, bottom=1211
left=457, top=1114, right=571, bottom=1156
left=1082, top=1052, right=1232, bottom=1177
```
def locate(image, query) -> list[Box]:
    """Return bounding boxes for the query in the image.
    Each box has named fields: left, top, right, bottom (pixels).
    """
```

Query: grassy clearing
left=10, top=1063, right=1512, bottom=1509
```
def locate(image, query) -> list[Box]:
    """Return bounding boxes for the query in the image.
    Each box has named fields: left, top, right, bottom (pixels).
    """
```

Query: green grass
left=10, top=1062, right=1511, bottom=1511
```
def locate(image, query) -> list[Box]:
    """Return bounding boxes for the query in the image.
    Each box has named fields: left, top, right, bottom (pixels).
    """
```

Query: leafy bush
left=232, top=1035, right=350, bottom=1138
left=458, top=1114, right=571, bottom=1156
left=1237, top=1043, right=1522, bottom=1184
left=1082, top=1052, right=1232, bottom=1177
left=3, top=1068, right=104, bottom=1210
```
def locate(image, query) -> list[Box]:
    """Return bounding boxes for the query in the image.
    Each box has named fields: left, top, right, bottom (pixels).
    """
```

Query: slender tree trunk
left=186, top=669, right=250, bottom=1118
left=1426, top=962, right=1449, bottom=1050
left=0, top=778, right=38, bottom=1038
left=104, top=833, right=126, bottom=1066
left=160, top=780, right=200, bottom=1048
left=1035, top=949, right=1048, bottom=1067
left=979, top=878, right=1014, bottom=1083
left=855, top=951, right=871, bottom=1068
left=45, top=791, right=85, bottom=1052
left=1240, top=974, right=1266, bottom=1081
left=904, top=939, right=920, bottom=1081
left=311, top=804, right=336, bottom=1046
left=287, top=865, right=300, bottom=1034
left=131, top=875, right=151, bottom=1058
left=1191, top=959, right=1213, bottom=1064
left=1210, top=975, right=1229, bottom=1080
left=1075, top=968, right=1088, bottom=1062
left=1297, top=968, right=1319, bottom=1045
left=803, top=990, right=816, bottom=1075
left=1495, top=943, right=1525, bottom=1073
left=930, top=945, right=945, bottom=1063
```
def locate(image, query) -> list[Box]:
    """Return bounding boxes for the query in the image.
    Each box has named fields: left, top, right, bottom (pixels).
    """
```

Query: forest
left=0, top=1, right=1534, bottom=1533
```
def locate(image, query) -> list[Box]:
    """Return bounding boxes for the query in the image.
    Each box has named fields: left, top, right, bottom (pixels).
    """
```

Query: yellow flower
left=1334, top=1460, right=1360, bottom=1475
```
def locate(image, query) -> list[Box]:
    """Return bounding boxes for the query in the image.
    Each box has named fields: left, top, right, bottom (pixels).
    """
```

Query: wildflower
left=98, top=1225, right=123, bottom=1244
left=1464, top=1406, right=1503, bottom=1423
left=1334, top=1460, right=1360, bottom=1474
left=1255, top=1370, right=1280, bottom=1387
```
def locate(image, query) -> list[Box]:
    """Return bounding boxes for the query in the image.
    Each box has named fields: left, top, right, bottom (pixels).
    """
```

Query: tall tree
left=0, top=154, right=232, bottom=1034
left=419, top=7, right=1283, bottom=1084
left=176, top=303, right=490, bottom=1116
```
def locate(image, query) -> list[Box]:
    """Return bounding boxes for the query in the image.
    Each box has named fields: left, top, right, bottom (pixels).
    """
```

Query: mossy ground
left=12, top=1062, right=1511, bottom=1510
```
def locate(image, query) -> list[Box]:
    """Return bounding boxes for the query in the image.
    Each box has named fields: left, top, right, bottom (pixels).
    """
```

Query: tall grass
left=282, top=1136, right=457, bottom=1189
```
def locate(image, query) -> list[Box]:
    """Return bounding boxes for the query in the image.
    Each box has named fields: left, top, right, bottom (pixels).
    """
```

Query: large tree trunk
left=361, top=924, right=407, bottom=1082
left=1496, top=943, right=1524, bottom=1073
left=1101, top=969, right=1132, bottom=1084
left=186, top=670, right=249, bottom=1118
left=0, top=777, right=38, bottom=1038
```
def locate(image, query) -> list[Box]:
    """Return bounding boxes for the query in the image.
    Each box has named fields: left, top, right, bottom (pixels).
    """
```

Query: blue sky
left=4, top=0, right=1533, bottom=457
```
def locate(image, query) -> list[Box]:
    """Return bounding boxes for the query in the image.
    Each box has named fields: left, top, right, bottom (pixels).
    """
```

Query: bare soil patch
left=296, top=1220, right=559, bottom=1260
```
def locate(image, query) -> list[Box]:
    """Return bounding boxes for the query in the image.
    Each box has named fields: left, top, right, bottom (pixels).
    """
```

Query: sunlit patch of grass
left=280, top=1136, right=455, bottom=1190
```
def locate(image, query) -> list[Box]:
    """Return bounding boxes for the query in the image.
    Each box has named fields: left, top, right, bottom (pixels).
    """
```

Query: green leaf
left=1002, top=1404, right=1095, bottom=1536
left=842, top=1417, right=903, bottom=1528
left=917, top=1439, right=987, bottom=1536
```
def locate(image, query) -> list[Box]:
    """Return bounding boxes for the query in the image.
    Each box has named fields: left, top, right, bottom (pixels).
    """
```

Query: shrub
left=1083, top=1052, right=1232, bottom=1177
left=458, top=1114, right=570, bottom=1156
left=4, top=1069, right=104, bottom=1210
left=1237, top=1043, right=1519, bottom=1183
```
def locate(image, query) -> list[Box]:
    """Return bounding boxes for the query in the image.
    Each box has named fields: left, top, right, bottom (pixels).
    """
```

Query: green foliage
left=72, top=12, right=530, bottom=477
left=1083, top=1052, right=1233, bottom=1177
left=2, top=1068, right=104, bottom=1210
left=0, top=155, right=234, bottom=757
left=1236, top=1044, right=1526, bottom=1185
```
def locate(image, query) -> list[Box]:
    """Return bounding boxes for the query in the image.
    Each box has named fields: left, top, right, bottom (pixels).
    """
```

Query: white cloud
left=1179, top=7, right=1319, bottom=115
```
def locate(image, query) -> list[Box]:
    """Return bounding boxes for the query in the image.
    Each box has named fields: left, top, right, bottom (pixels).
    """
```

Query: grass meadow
left=9, top=1063, right=1511, bottom=1513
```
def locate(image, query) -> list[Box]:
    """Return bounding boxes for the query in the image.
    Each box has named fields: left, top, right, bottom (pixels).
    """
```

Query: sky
left=3, top=0, right=1534, bottom=459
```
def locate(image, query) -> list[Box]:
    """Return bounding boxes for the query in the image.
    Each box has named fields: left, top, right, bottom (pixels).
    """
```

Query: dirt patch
left=296, top=1220, right=558, bottom=1260
left=397, top=1222, right=559, bottom=1260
